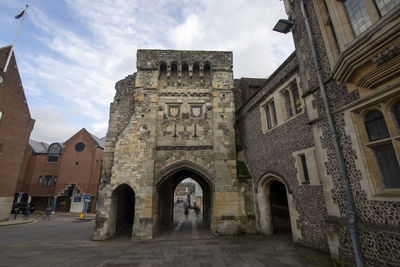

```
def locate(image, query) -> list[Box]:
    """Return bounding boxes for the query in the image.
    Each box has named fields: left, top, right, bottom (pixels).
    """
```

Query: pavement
left=0, top=208, right=332, bottom=267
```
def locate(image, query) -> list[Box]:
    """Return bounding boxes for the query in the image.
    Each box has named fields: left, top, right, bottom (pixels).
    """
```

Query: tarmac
left=0, top=211, right=96, bottom=227
left=0, top=209, right=332, bottom=266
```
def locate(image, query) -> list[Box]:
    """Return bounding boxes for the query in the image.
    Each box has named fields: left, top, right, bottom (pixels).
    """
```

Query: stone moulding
left=356, top=54, right=400, bottom=88
left=333, top=11, right=400, bottom=85
left=156, top=145, right=213, bottom=150
left=154, top=160, right=214, bottom=188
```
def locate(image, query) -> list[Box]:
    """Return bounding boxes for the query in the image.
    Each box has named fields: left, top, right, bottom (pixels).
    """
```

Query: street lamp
left=273, top=19, right=294, bottom=34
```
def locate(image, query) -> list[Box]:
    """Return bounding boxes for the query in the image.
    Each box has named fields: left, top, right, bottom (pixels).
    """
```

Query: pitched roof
left=90, top=133, right=105, bottom=149
left=29, top=139, right=49, bottom=153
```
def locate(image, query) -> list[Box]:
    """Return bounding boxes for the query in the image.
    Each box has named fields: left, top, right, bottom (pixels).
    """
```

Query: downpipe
left=299, top=1, right=364, bottom=266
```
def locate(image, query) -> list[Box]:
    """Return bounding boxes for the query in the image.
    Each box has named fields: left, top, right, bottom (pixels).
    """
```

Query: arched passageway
left=111, top=184, right=135, bottom=237
left=257, top=176, right=293, bottom=237
left=156, top=168, right=212, bottom=237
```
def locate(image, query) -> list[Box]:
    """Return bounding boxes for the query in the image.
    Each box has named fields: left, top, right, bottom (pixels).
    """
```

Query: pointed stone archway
left=154, top=161, right=213, bottom=233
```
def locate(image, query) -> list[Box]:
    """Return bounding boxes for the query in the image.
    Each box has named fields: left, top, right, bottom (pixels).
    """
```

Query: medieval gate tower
left=93, top=50, right=247, bottom=240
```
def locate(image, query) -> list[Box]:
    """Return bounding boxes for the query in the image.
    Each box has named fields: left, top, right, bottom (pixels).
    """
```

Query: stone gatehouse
left=93, top=50, right=248, bottom=240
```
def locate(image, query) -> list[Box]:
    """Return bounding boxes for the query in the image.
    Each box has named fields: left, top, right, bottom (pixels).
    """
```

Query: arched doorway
left=156, top=166, right=212, bottom=236
left=269, top=181, right=291, bottom=234
left=111, top=184, right=135, bottom=237
left=256, top=175, right=294, bottom=237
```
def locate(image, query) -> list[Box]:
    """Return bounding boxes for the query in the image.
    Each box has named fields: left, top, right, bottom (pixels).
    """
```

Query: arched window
left=392, top=101, right=400, bottom=129
left=48, top=143, right=62, bottom=162
left=171, top=62, right=178, bottom=77
left=160, top=62, right=167, bottom=76
left=182, top=63, right=189, bottom=77
left=362, top=107, right=400, bottom=189
left=193, top=63, right=200, bottom=77
left=204, top=62, right=211, bottom=75
left=364, top=110, right=389, bottom=141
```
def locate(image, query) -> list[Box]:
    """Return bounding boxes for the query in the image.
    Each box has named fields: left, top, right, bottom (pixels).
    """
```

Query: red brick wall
left=0, top=47, right=34, bottom=201
left=55, top=129, right=103, bottom=198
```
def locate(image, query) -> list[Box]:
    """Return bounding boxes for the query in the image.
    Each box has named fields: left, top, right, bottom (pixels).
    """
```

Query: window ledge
left=373, top=190, right=400, bottom=197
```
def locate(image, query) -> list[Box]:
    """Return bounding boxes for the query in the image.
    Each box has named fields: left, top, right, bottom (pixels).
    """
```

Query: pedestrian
left=43, top=206, right=51, bottom=221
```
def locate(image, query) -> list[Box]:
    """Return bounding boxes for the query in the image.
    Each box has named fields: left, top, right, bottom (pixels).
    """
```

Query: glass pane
left=345, top=0, right=373, bottom=36
left=364, top=110, right=390, bottom=141
left=300, top=155, right=310, bottom=182
left=266, top=105, right=272, bottom=129
left=392, top=101, right=400, bottom=129
left=291, top=84, right=302, bottom=114
left=271, top=101, right=277, bottom=125
left=373, top=143, right=400, bottom=188
left=374, top=0, right=400, bottom=16
left=284, top=90, right=293, bottom=118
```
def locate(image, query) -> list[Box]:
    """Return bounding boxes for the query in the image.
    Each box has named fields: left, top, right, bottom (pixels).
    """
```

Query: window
left=0, top=110, right=2, bottom=120
left=48, top=143, right=62, bottom=162
left=294, top=147, right=320, bottom=186
left=344, top=0, right=373, bottom=36
left=361, top=101, right=400, bottom=190
left=43, top=176, right=52, bottom=187
left=0, top=143, right=3, bottom=153
left=374, top=0, right=400, bottom=16
left=75, top=142, right=85, bottom=152
left=53, top=176, right=57, bottom=185
left=300, top=154, right=310, bottom=183
left=38, top=176, right=43, bottom=184
left=264, top=101, right=277, bottom=130
left=282, top=83, right=302, bottom=119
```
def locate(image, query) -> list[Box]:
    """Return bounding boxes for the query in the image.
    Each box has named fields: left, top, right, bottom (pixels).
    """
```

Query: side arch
left=109, top=183, right=136, bottom=238
left=255, top=173, right=302, bottom=243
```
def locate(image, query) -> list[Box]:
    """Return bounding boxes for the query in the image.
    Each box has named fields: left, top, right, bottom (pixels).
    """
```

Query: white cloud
left=9, top=0, right=294, bottom=142
left=30, top=106, right=79, bottom=143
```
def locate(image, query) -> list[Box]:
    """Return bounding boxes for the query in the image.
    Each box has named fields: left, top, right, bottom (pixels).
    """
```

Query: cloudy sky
left=0, top=0, right=294, bottom=143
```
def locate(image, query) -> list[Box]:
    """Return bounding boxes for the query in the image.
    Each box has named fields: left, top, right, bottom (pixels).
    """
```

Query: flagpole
left=3, top=4, right=29, bottom=73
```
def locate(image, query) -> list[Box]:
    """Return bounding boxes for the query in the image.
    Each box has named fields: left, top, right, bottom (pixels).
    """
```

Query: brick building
left=17, top=128, right=104, bottom=213
left=0, top=46, right=35, bottom=221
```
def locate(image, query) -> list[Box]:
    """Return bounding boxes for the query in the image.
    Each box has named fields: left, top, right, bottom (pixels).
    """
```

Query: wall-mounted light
left=273, top=19, right=295, bottom=34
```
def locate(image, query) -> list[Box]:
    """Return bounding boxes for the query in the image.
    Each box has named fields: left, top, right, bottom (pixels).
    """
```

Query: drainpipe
left=298, top=1, right=363, bottom=266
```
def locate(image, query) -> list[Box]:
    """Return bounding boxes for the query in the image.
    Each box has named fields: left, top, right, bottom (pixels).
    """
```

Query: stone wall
left=94, top=49, right=249, bottom=240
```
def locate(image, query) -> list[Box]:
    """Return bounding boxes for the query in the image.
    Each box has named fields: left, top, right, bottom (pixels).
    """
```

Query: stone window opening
left=264, top=101, right=277, bottom=130
left=358, top=100, right=400, bottom=192
left=282, top=83, right=302, bottom=120
left=171, top=62, right=178, bottom=78
left=293, top=147, right=320, bottom=186
left=193, top=62, right=200, bottom=78
left=300, top=154, right=310, bottom=184
left=159, top=62, right=167, bottom=78
left=182, top=63, right=189, bottom=77
left=204, top=62, right=211, bottom=76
